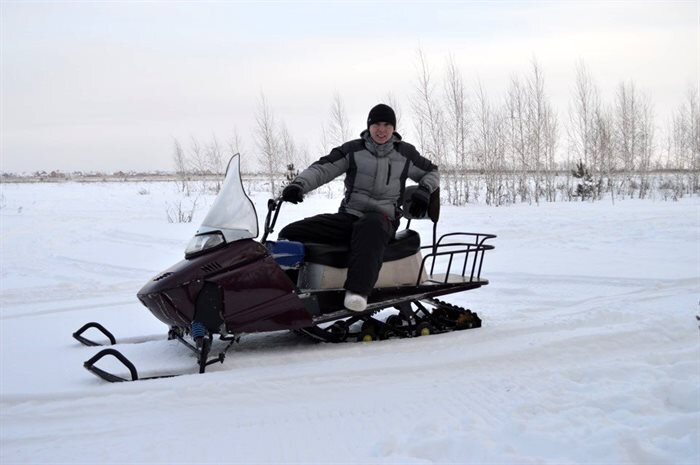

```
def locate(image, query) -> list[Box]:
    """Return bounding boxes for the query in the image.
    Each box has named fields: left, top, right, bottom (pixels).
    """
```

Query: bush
left=166, top=198, right=199, bottom=223
left=571, top=161, right=596, bottom=201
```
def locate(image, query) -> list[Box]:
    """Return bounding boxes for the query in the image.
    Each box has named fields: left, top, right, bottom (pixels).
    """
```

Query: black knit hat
left=367, top=104, right=396, bottom=129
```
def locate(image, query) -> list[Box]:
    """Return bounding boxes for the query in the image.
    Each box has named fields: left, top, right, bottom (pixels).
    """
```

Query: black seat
left=302, top=186, right=440, bottom=268
left=303, top=229, right=421, bottom=268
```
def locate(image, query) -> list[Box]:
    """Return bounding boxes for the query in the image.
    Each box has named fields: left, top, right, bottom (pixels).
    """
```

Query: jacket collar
left=360, top=130, right=402, bottom=157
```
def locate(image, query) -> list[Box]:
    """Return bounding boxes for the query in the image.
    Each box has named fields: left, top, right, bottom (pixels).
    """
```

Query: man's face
left=369, top=122, right=394, bottom=145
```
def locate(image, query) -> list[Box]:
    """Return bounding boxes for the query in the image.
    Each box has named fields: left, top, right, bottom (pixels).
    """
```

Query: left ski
left=82, top=346, right=228, bottom=383
left=83, top=348, right=182, bottom=382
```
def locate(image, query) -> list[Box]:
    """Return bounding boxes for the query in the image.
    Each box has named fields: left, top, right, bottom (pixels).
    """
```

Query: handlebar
left=261, top=197, right=284, bottom=244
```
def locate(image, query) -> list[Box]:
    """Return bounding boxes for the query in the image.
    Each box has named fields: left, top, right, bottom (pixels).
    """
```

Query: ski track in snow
left=0, top=182, right=699, bottom=464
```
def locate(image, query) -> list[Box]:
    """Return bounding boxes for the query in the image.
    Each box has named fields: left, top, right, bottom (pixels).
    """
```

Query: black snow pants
left=278, top=211, right=398, bottom=296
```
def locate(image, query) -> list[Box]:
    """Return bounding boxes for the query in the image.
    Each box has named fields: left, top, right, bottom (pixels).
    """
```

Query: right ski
left=73, top=322, right=117, bottom=347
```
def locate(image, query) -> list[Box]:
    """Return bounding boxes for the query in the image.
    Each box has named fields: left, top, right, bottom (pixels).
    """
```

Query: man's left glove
left=282, top=182, right=304, bottom=204
left=409, top=185, right=431, bottom=217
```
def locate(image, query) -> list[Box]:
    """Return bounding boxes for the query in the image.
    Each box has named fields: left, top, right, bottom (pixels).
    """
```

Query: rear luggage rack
left=418, top=232, right=496, bottom=285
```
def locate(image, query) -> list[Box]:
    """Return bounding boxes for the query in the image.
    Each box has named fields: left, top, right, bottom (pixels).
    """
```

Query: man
left=279, top=103, right=439, bottom=312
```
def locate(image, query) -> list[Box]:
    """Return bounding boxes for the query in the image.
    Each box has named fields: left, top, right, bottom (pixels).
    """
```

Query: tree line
left=172, top=51, right=699, bottom=204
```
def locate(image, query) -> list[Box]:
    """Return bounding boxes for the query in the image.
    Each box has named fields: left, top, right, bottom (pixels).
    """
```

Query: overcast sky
left=1, top=0, right=697, bottom=173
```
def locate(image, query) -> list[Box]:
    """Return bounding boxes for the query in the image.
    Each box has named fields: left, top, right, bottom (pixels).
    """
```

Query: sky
left=0, top=0, right=698, bottom=173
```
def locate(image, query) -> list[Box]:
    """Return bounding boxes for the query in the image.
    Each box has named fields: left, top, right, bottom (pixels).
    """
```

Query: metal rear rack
left=417, top=232, right=496, bottom=286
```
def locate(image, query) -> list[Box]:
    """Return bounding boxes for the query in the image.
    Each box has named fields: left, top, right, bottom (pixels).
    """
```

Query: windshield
left=195, top=154, right=259, bottom=243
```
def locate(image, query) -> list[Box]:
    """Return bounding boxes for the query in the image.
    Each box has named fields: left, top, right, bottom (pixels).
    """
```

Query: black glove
left=409, top=185, right=431, bottom=217
left=282, top=182, right=304, bottom=204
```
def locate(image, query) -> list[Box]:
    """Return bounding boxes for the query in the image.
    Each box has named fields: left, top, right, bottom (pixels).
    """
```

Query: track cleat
left=415, top=321, right=434, bottom=337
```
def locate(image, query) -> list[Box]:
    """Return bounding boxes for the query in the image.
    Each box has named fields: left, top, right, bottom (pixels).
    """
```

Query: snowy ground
left=1, top=180, right=698, bottom=465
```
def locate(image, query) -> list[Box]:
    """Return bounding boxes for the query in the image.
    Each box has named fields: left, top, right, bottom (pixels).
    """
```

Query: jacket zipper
left=386, top=163, right=392, bottom=185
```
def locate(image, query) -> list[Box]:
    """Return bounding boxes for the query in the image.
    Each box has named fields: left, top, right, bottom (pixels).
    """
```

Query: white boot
left=344, top=290, right=367, bottom=312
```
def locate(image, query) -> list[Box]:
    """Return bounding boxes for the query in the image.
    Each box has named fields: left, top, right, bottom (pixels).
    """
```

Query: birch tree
left=593, top=106, right=615, bottom=202
left=203, top=135, right=225, bottom=193
left=473, top=81, right=506, bottom=206
left=384, top=92, right=403, bottom=131
left=444, top=54, right=470, bottom=204
left=613, top=81, right=655, bottom=198
left=411, top=48, right=447, bottom=199
left=227, top=127, right=249, bottom=174
left=280, top=122, right=304, bottom=178
left=525, top=59, right=555, bottom=204
left=505, top=58, right=558, bottom=204
left=329, top=92, right=352, bottom=145
left=320, top=92, right=352, bottom=155
left=172, top=138, right=190, bottom=195
left=613, top=81, right=637, bottom=196
left=568, top=61, right=602, bottom=190
left=672, top=86, right=700, bottom=193
left=255, top=93, right=283, bottom=196
left=506, top=74, right=530, bottom=203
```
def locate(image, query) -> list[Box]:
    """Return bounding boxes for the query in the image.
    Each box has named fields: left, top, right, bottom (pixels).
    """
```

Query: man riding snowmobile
left=279, top=103, right=439, bottom=312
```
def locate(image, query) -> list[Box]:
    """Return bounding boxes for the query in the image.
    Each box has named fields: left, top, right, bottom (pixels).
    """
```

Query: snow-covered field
left=1, top=180, right=698, bottom=465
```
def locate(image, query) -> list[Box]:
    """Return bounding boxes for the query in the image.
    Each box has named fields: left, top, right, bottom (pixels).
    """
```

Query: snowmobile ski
left=73, top=322, right=117, bottom=347
left=78, top=323, right=238, bottom=382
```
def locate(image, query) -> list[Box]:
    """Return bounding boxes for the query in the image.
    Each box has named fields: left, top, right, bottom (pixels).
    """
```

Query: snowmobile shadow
left=227, top=330, right=316, bottom=354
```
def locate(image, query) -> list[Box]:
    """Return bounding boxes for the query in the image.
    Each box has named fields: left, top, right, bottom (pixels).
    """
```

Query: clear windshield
left=196, top=154, right=259, bottom=243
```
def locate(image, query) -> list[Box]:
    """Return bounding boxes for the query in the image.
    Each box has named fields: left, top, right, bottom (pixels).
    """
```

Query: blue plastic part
left=265, top=240, right=305, bottom=268
left=191, top=321, right=206, bottom=339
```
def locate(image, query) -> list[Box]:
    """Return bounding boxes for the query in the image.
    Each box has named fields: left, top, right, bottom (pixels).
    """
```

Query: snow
left=1, top=180, right=699, bottom=465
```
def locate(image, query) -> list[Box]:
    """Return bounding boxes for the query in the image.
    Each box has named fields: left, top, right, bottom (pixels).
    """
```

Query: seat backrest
left=402, top=185, right=440, bottom=223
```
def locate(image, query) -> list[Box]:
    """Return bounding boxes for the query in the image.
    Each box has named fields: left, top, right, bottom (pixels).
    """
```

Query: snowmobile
left=74, top=154, right=496, bottom=382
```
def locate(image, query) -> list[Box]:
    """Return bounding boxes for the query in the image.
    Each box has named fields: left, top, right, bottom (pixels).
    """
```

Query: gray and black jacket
left=292, top=131, right=439, bottom=220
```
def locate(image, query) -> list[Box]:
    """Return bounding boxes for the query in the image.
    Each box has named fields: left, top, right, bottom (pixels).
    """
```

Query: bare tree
left=384, top=92, right=403, bottom=130
left=280, top=122, right=305, bottom=180
left=593, top=106, right=615, bottom=202
left=202, top=135, right=225, bottom=193
left=187, top=136, right=212, bottom=193
left=444, top=54, right=470, bottom=204
left=504, top=58, right=557, bottom=204
left=329, top=92, right=352, bottom=145
left=526, top=59, right=560, bottom=204
left=320, top=92, right=352, bottom=155
left=542, top=102, right=559, bottom=202
left=506, top=73, right=530, bottom=203
left=296, top=141, right=313, bottom=172
left=255, top=92, right=283, bottom=196
left=637, top=94, right=655, bottom=199
left=172, top=138, right=190, bottom=195
left=661, top=118, right=674, bottom=170
left=473, top=81, right=506, bottom=206
left=187, top=136, right=205, bottom=174
left=411, top=48, right=447, bottom=197
left=672, top=85, right=700, bottom=194
left=227, top=127, right=249, bottom=173
left=568, top=61, right=602, bottom=189
left=613, top=81, right=655, bottom=198
left=613, top=81, right=637, bottom=196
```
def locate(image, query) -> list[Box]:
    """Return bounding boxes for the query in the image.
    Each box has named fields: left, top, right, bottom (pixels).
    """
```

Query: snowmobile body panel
left=210, top=253, right=311, bottom=332
left=137, top=238, right=310, bottom=333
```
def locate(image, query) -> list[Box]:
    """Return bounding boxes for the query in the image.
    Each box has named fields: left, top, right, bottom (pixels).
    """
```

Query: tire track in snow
left=0, top=299, right=136, bottom=320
